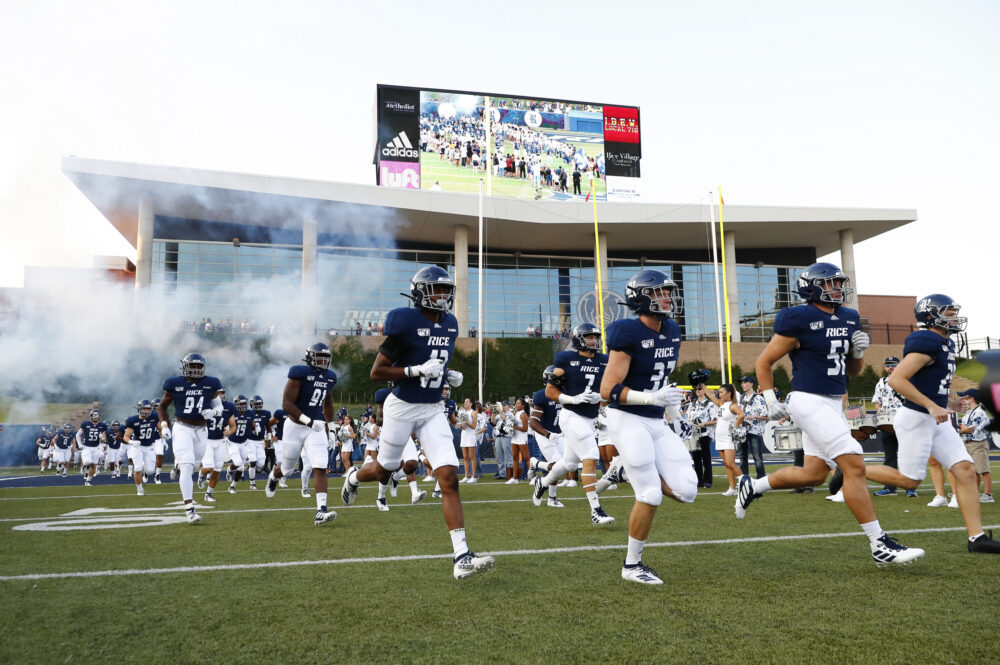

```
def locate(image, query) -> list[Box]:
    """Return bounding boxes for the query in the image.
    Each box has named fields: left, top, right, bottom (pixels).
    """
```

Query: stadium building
left=62, top=157, right=916, bottom=341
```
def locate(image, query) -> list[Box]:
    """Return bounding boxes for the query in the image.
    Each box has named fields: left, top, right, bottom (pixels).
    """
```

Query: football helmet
left=151, top=398, right=161, bottom=408
left=89, top=409, right=101, bottom=423
left=796, top=262, right=853, bottom=306
left=181, top=352, right=207, bottom=379
left=304, top=342, right=332, bottom=370
left=110, top=420, right=122, bottom=433
left=234, top=395, right=249, bottom=413
left=251, top=395, right=264, bottom=411
left=914, top=294, right=967, bottom=333
left=625, top=270, right=683, bottom=319
left=337, top=406, right=348, bottom=419
left=570, top=323, right=602, bottom=352
left=216, top=388, right=227, bottom=401
left=137, top=400, right=153, bottom=418
left=542, top=364, right=558, bottom=387
left=441, top=385, right=450, bottom=398
left=62, top=423, right=73, bottom=435
left=410, top=266, right=455, bottom=312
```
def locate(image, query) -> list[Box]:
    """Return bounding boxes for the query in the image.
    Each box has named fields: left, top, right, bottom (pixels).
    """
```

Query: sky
left=1, top=0, right=997, bottom=337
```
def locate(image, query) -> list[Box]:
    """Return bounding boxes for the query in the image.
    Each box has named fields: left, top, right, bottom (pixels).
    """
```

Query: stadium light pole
left=484, top=96, right=492, bottom=197
left=478, top=178, right=484, bottom=405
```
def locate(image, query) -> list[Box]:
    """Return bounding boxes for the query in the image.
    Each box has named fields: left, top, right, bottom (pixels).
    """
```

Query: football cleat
left=278, top=478, right=288, bottom=488
left=196, top=473, right=206, bottom=489
left=411, top=490, right=427, bottom=504
left=84, top=479, right=91, bottom=487
left=170, top=465, right=179, bottom=480
left=874, top=488, right=897, bottom=496
left=389, top=476, right=399, bottom=497
left=228, top=484, right=236, bottom=494
left=871, top=533, right=924, bottom=566
left=300, top=488, right=310, bottom=499
left=154, top=474, right=162, bottom=485
left=203, top=492, right=216, bottom=503
left=531, top=477, right=546, bottom=507
left=376, top=497, right=389, bottom=512
left=136, top=485, right=145, bottom=496
left=591, top=507, right=615, bottom=526
left=526, top=467, right=535, bottom=481
left=142, top=473, right=148, bottom=483
left=595, top=459, right=624, bottom=494
left=186, top=510, right=202, bottom=525
left=734, top=475, right=759, bottom=519
left=265, top=476, right=278, bottom=498
left=249, top=481, right=257, bottom=491
left=314, top=508, right=337, bottom=526
left=546, top=498, right=565, bottom=508
left=341, top=467, right=359, bottom=505
left=453, top=551, right=496, bottom=579
left=432, top=489, right=442, bottom=499
left=621, top=560, right=664, bottom=585
left=968, top=531, right=1000, bottom=554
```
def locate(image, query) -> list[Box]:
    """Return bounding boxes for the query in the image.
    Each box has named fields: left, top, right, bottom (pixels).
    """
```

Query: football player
left=267, top=405, right=290, bottom=491
left=105, top=420, right=125, bottom=478
left=158, top=352, right=224, bottom=524
left=198, top=388, right=234, bottom=502
left=246, top=395, right=271, bottom=490
left=36, top=427, right=52, bottom=473
left=124, top=400, right=159, bottom=496
left=263, top=342, right=338, bottom=526
left=150, top=397, right=168, bottom=484
left=863, top=295, right=1000, bottom=553
left=341, top=266, right=494, bottom=578
left=599, top=270, right=698, bottom=585
left=533, top=323, right=614, bottom=524
left=52, top=424, right=75, bottom=477
left=748, top=262, right=923, bottom=565
left=224, top=395, right=254, bottom=493
left=374, top=387, right=428, bottom=510
left=78, top=409, right=107, bottom=486
left=528, top=365, right=565, bottom=507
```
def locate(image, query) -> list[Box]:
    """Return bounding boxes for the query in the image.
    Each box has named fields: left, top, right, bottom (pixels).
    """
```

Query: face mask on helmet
left=90, top=411, right=101, bottom=423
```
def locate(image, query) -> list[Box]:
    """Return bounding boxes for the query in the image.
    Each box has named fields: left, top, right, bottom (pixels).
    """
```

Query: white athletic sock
left=128, top=464, right=134, bottom=475
left=434, top=481, right=441, bottom=492
left=625, top=535, right=644, bottom=565
left=548, top=485, right=557, bottom=498
left=969, top=532, right=985, bottom=542
left=542, top=460, right=567, bottom=487
left=860, top=520, right=884, bottom=544
left=178, top=464, right=194, bottom=501
left=586, top=490, right=601, bottom=509
left=392, top=468, right=407, bottom=482
left=155, top=467, right=162, bottom=475
left=248, top=466, right=256, bottom=480
left=302, top=466, right=312, bottom=490
left=409, top=480, right=419, bottom=497
left=449, top=528, right=468, bottom=557
left=752, top=476, right=772, bottom=494
left=316, top=492, right=327, bottom=510
left=377, top=482, right=387, bottom=499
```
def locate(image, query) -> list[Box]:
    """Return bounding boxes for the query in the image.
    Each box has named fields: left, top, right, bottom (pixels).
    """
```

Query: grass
left=2, top=460, right=999, bottom=665
left=956, top=358, right=987, bottom=383
left=420, top=132, right=607, bottom=200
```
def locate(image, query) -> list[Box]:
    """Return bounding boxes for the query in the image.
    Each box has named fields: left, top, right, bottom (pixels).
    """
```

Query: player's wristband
left=404, top=366, right=416, bottom=378
left=762, top=389, right=778, bottom=407
left=557, top=393, right=577, bottom=406
left=158, top=421, right=169, bottom=430
left=623, top=390, right=656, bottom=406
left=298, top=414, right=312, bottom=427
left=608, top=383, right=626, bottom=404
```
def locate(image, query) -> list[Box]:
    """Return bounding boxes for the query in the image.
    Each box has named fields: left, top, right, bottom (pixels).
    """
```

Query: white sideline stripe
left=0, top=477, right=34, bottom=483
left=2, top=524, right=994, bottom=582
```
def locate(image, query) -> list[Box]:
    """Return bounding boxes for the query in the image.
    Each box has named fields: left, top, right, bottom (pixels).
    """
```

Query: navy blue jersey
left=531, top=389, right=562, bottom=434
left=374, top=389, right=392, bottom=406
left=287, top=365, right=337, bottom=421
left=384, top=307, right=459, bottom=404
left=54, top=433, right=74, bottom=449
left=207, top=401, right=235, bottom=441
left=606, top=317, right=681, bottom=419
left=79, top=421, right=107, bottom=447
left=774, top=304, right=861, bottom=395
left=901, top=330, right=956, bottom=413
left=553, top=349, right=607, bottom=419
left=228, top=412, right=254, bottom=444
left=272, top=408, right=288, bottom=440
left=248, top=409, right=271, bottom=441
left=124, top=414, right=158, bottom=446
left=444, top=398, right=457, bottom=421
left=162, top=375, right=224, bottom=420
left=106, top=428, right=123, bottom=449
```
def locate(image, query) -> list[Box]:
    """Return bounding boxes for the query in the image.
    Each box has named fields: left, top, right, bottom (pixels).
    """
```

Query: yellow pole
left=718, top=187, right=734, bottom=381
left=592, top=179, right=607, bottom=353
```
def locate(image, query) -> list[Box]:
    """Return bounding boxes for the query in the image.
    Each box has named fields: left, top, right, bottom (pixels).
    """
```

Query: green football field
left=419, top=132, right=607, bottom=200
left=1, top=462, right=998, bottom=665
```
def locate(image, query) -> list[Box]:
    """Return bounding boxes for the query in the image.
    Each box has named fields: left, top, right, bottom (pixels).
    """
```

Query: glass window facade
left=151, top=239, right=803, bottom=339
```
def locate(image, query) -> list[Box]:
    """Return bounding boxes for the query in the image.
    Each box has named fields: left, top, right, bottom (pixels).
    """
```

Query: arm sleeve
left=378, top=335, right=404, bottom=363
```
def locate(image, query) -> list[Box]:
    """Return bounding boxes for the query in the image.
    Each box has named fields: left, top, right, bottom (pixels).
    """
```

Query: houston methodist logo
left=380, top=160, right=420, bottom=189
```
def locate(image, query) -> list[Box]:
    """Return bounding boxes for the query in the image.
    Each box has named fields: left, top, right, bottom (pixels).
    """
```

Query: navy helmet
left=796, top=262, right=852, bottom=306
left=110, top=420, right=122, bottom=433
left=410, top=266, right=455, bottom=312
left=89, top=409, right=101, bottom=423
left=181, top=352, right=206, bottom=379
left=137, top=400, right=153, bottom=418
left=216, top=387, right=227, bottom=401
left=304, top=342, right=332, bottom=370
left=62, top=423, right=73, bottom=435
left=570, top=323, right=601, bottom=352
left=374, top=387, right=392, bottom=405
left=234, top=395, right=249, bottom=413
left=915, top=294, right=967, bottom=333
left=251, top=395, right=264, bottom=411
left=625, top=269, right=683, bottom=319
left=542, top=364, right=558, bottom=387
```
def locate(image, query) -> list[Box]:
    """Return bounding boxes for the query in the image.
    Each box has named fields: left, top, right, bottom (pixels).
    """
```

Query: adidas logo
left=382, top=131, right=419, bottom=159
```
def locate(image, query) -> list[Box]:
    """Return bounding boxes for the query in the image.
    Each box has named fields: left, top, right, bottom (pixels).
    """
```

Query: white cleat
left=926, top=495, right=948, bottom=507
left=300, top=488, right=311, bottom=499
left=197, top=473, right=206, bottom=489
left=734, top=475, right=760, bottom=518
left=825, top=490, right=845, bottom=503
left=203, top=492, right=216, bottom=503
left=341, top=466, right=359, bottom=505
left=621, top=561, right=664, bottom=585
left=871, top=533, right=924, bottom=566
left=136, top=485, right=145, bottom=496
left=453, top=551, right=496, bottom=579
left=376, top=497, right=390, bottom=512
left=411, top=490, right=427, bottom=504
left=591, top=507, right=615, bottom=525
left=186, top=510, right=202, bottom=525
left=314, top=508, right=337, bottom=526
left=278, top=478, right=288, bottom=489
left=170, top=466, right=179, bottom=480
left=546, top=498, right=565, bottom=508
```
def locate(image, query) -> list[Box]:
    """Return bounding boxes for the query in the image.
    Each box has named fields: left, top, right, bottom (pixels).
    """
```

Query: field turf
left=1, top=461, right=998, bottom=665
